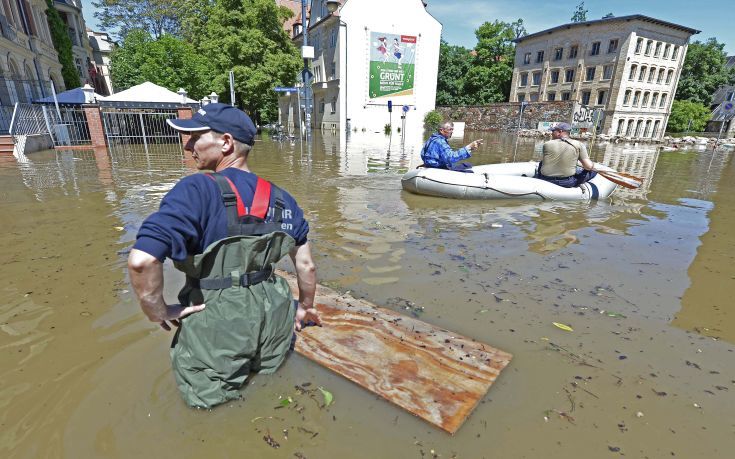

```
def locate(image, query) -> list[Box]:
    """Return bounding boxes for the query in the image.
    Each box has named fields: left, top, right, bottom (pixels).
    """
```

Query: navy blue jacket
left=134, top=168, right=309, bottom=262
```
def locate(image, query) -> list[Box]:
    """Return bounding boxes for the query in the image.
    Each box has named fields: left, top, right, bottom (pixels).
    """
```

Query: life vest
left=170, top=171, right=298, bottom=409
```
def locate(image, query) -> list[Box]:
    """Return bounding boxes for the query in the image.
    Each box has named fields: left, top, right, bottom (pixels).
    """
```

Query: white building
left=510, top=15, right=699, bottom=140
left=278, top=0, right=442, bottom=134
left=87, top=29, right=114, bottom=95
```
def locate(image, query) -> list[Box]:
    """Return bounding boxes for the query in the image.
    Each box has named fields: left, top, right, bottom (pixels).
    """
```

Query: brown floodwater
left=1, top=132, right=734, bottom=458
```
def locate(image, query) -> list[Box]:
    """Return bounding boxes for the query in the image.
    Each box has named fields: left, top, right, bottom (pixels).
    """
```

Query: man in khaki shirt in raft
left=535, top=122, right=597, bottom=188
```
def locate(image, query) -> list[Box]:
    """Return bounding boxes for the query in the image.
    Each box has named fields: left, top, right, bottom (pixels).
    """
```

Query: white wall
left=339, top=0, right=442, bottom=133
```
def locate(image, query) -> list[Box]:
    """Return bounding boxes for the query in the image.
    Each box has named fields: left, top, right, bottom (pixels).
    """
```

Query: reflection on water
left=1, top=131, right=735, bottom=458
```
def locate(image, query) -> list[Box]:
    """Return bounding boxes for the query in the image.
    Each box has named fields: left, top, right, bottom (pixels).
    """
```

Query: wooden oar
left=597, top=169, right=643, bottom=189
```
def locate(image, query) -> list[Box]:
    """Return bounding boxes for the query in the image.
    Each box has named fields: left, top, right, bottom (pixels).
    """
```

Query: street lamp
left=326, top=0, right=340, bottom=13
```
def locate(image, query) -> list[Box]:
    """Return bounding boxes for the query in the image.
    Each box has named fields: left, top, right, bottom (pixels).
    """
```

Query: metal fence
left=101, top=109, right=182, bottom=147
left=7, top=103, right=91, bottom=146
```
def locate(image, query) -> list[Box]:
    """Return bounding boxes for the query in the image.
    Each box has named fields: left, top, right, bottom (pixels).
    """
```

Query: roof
left=98, top=81, right=197, bottom=108
left=727, top=56, right=735, bottom=67
left=34, top=87, right=103, bottom=105
left=513, top=14, right=700, bottom=43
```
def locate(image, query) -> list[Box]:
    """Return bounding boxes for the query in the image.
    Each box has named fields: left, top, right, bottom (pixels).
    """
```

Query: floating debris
left=552, top=322, right=574, bottom=332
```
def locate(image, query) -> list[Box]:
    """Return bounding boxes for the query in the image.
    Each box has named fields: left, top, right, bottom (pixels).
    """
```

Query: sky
left=80, top=0, right=733, bottom=55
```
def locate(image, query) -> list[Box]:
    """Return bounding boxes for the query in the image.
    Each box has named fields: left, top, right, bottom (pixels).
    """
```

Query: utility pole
left=300, top=0, right=314, bottom=140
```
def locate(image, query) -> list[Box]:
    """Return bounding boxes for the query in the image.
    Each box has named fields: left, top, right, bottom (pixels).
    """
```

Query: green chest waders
left=171, top=173, right=296, bottom=408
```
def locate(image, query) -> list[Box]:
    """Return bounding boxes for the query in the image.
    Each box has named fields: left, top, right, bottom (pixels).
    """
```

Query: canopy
left=34, top=87, right=103, bottom=105
left=98, top=81, right=198, bottom=109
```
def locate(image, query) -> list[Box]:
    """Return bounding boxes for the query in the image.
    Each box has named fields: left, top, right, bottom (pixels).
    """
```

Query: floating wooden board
left=278, top=271, right=512, bottom=434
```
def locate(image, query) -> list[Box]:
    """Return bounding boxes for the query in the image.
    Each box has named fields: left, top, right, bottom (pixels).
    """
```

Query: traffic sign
left=723, top=101, right=735, bottom=113
left=274, top=87, right=298, bottom=92
left=402, top=105, right=410, bottom=113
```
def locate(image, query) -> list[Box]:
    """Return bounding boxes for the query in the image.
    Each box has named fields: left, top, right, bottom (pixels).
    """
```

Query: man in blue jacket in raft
left=127, top=103, right=321, bottom=408
left=420, top=121, right=483, bottom=172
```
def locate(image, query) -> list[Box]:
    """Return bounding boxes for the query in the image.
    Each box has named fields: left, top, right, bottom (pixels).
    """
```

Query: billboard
left=368, top=32, right=417, bottom=99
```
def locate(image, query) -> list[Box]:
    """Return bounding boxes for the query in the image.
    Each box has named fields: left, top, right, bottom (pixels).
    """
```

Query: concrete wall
left=436, top=101, right=575, bottom=131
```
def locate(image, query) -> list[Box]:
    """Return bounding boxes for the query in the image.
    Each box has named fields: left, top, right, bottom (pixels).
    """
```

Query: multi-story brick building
left=510, top=15, right=699, bottom=139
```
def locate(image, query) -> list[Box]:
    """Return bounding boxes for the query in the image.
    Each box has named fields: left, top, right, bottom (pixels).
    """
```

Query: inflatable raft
left=401, top=161, right=617, bottom=200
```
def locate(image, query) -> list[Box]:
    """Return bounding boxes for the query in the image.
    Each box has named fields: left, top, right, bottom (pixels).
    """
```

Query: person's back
left=539, top=138, right=586, bottom=177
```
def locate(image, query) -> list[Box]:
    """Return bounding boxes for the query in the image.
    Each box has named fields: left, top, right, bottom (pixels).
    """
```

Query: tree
left=436, top=40, right=473, bottom=105
left=199, top=0, right=301, bottom=122
left=667, top=100, right=711, bottom=132
left=45, top=0, right=80, bottom=89
left=675, top=38, right=735, bottom=105
left=571, top=2, right=588, bottom=22
left=110, top=30, right=210, bottom=99
left=471, top=20, right=519, bottom=102
left=92, top=0, right=190, bottom=40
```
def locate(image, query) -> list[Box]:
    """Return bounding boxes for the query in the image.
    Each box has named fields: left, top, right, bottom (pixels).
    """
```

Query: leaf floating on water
left=552, top=322, right=574, bottom=332
left=113, top=226, right=124, bottom=231
left=606, top=312, right=627, bottom=318
left=318, top=387, right=334, bottom=407
left=279, top=396, right=293, bottom=407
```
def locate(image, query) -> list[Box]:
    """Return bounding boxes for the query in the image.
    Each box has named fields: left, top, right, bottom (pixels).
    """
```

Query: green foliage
left=200, top=0, right=301, bottom=123
left=424, top=110, right=443, bottom=131
left=45, top=0, right=80, bottom=89
left=92, top=0, right=188, bottom=40
left=436, top=19, right=522, bottom=105
left=675, top=38, right=735, bottom=105
left=384, top=124, right=392, bottom=134
left=110, top=30, right=210, bottom=99
left=667, top=100, right=711, bottom=132
left=571, top=2, right=588, bottom=22
left=436, top=40, right=473, bottom=105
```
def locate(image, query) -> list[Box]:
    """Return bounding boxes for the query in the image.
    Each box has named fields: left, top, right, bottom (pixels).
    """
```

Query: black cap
left=167, top=103, right=257, bottom=145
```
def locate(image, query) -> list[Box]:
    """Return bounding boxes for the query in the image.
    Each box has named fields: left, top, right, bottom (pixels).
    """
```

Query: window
left=635, top=38, right=643, bottom=54
left=651, top=93, right=659, bottom=107
left=616, top=120, right=625, bottom=135
left=608, top=39, right=619, bottom=53
left=536, top=50, right=545, bottom=63
left=633, top=91, right=641, bottom=106
left=319, top=100, right=325, bottom=113
left=569, top=45, right=578, bottom=59
left=523, top=52, right=531, bottom=64
left=654, top=42, right=662, bottom=57
left=586, top=66, right=596, bottom=81
left=659, top=93, right=668, bottom=108
left=663, top=44, right=671, bottom=58
left=532, top=72, right=541, bottom=85
left=520, top=73, right=528, bottom=86
left=642, top=92, right=650, bottom=107
left=554, top=47, right=563, bottom=61
left=603, top=64, right=613, bottom=80
left=645, top=40, right=653, bottom=55
left=644, top=120, right=652, bottom=137
left=591, top=41, right=601, bottom=56
left=561, top=92, right=571, bottom=101
left=648, top=67, right=656, bottom=83
left=657, top=68, right=665, bottom=83
left=638, top=66, right=647, bottom=82
left=550, top=70, right=560, bottom=83
left=548, top=92, right=556, bottom=101
left=518, top=94, right=526, bottom=102
left=623, top=90, right=632, bottom=105
left=565, top=68, right=575, bottom=83
left=653, top=120, right=661, bottom=138
left=597, top=90, right=606, bottom=105
left=330, top=29, right=338, bottom=48
left=530, top=93, right=539, bottom=102
left=330, top=62, right=336, bottom=79
left=629, top=65, right=637, bottom=80
left=581, top=91, right=591, bottom=105
left=330, top=99, right=336, bottom=114
left=626, top=120, right=634, bottom=136
left=666, top=70, right=674, bottom=84
left=671, top=46, right=679, bottom=60
left=635, top=120, right=643, bottom=137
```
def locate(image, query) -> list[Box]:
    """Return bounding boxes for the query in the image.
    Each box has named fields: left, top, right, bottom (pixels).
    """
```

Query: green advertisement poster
left=368, top=32, right=417, bottom=99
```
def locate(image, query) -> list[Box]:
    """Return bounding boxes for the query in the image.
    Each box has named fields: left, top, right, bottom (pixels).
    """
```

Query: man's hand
left=294, top=303, right=321, bottom=332
left=467, top=139, right=483, bottom=151
left=157, top=303, right=206, bottom=331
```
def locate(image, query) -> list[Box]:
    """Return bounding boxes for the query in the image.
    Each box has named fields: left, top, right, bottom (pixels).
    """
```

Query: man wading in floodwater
left=420, top=121, right=482, bottom=172
left=127, top=103, right=321, bottom=408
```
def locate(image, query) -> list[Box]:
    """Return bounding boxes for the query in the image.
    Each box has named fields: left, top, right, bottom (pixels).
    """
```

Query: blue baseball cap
left=167, top=103, right=257, bottom=145
left=550, top=122, right=572, bottom=132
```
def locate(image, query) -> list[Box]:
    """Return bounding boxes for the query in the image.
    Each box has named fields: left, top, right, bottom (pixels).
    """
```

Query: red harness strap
left=207, top=173, right=271, bottom=219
